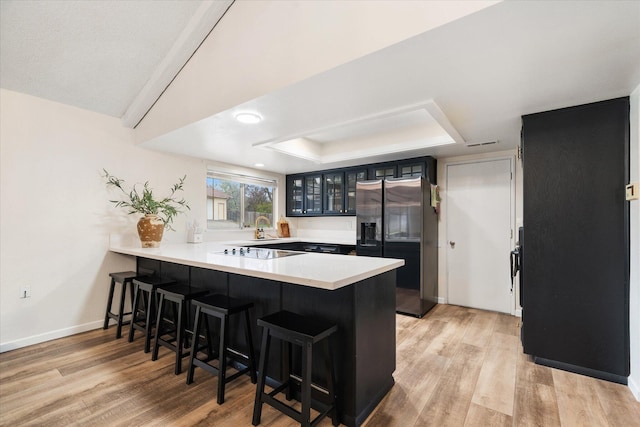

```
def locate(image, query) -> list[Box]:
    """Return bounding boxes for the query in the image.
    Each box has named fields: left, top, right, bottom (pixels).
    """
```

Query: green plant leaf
left=102, top=170, right=190, bottom=230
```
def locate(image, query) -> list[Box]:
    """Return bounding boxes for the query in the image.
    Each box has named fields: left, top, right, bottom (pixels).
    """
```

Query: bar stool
left=103, top=271, right=137, bottom=339
left=151, top=285, right=210, bottom=375
left=128, top=276, right=177, bottom=353
left=186, top=294, right=258, bottom=404
left=252, top=311, right=338, bottom=427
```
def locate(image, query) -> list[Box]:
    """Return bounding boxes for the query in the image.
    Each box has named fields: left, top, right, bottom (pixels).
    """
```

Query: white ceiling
left=0, top=0, right=231, bottom=123
left=141, top=0, right=640, bottom=173
left=1, top=1, right=639, bottom=174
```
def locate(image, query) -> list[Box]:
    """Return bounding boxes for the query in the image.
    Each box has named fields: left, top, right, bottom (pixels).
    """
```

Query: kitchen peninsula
left=109, top=240, right=404, bottom=427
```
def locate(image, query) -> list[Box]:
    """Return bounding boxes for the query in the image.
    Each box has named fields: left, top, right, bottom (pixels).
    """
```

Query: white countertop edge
left=109, top=243, right=403, bottom=291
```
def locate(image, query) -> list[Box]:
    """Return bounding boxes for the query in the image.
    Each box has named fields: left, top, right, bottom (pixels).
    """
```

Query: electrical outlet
left=20, top=286, right=31, bottom=299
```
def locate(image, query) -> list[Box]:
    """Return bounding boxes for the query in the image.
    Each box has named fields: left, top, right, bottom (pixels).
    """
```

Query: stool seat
left=194, top=294, right=255, bottom=315
left=155, top=284, right=209, bottom=300
left=186, top=294, right=257, bottom=404
left=134, top=275, right=177, bottom=289
left=128, top=276, right=177, bottom=353
left=257, top=311, right=337, bottom=344
left=253, top=311, right=338, bottom=427
left=109, top=271, right=138, bottom=284
left=103, top=271, right=138, bottom=339
left=152, top=285, right=210, bottom=375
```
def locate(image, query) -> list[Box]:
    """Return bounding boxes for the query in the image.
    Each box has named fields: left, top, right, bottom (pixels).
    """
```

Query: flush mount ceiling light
left=235, top=112, right=262, bottom=124
left=254, top=163, right=265, bottom=167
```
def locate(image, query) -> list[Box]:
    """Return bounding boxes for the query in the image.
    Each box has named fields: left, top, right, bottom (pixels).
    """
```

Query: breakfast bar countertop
left=108, top=239, right=404, bottom=291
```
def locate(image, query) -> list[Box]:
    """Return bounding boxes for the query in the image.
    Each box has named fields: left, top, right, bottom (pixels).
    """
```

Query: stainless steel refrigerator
left=356, top=177, right=438, bottom=317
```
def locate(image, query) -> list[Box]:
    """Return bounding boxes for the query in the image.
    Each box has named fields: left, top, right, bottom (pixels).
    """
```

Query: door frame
left=443, top=154, right=517, bottom=315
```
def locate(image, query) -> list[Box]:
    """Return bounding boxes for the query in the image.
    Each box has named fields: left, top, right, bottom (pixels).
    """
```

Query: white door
left=446, top=159, right=514, bottom=313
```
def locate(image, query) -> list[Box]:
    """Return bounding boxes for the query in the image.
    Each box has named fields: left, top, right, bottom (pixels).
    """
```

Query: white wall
left=0, top=89, right=207, bottom=352
left=629, top=86, right=640, bottom=400
left=294, top=216, right=356, bottom=243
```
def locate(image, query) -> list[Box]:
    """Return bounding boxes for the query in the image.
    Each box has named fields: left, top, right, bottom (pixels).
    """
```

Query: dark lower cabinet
left=250, top=241, right=355, bottom=255
left=521, top=97, right=630, bottom=383
left=135, top=257, right=396, bottom=426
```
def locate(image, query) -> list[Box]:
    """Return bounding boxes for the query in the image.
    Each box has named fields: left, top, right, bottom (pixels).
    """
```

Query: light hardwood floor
left=1, top=304, right=638, bottom=426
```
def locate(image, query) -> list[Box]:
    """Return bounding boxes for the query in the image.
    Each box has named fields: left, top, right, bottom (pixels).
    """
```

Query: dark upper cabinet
left=287, top=173, right=322, bottom=216
left=304, top=174, right=322, bottom=215
left=370, top=164, right=396, bottom=180
left=286, top=156, right=436, bottom=217
left=323, top=168, right=367, bottom=215
left=368, top=157, right=436, bottom=181
left=396, top=156, right=437, bottom=182
left=344, top=169, right=367, bottom=214
left=397, top=160, right=425, bottom=178
left=286, top=175, right=304, bottom=216
left=323, top=171, right=344, bottom=214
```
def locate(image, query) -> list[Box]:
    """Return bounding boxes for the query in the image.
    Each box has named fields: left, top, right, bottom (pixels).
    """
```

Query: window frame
left=206, top=170, right=278, bottom=231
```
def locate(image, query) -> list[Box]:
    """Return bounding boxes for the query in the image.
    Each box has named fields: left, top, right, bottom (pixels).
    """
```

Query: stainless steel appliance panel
left=356, top=174, right=438, bottom=317
left=383, top=177, right=423, bottom=242
left=356, top=180, right=383, bottom=256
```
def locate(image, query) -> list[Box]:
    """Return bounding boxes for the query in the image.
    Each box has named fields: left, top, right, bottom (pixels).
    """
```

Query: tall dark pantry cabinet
left=521, top=97, right=630, bottom=384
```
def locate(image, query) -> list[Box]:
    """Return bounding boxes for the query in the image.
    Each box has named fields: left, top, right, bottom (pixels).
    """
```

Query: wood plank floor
left=1, top=304, right=638, bottom=426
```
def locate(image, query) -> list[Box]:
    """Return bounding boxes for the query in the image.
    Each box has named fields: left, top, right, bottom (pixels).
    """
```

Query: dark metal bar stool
left=103, top=271, right=137, bottom=339
left=128, top=276, right=177, bottom=353
left=151, top=285, right=210, bottom=375
left=252, top=310, right=338, bottom=427
left=186, top=294, right=258, bottom=404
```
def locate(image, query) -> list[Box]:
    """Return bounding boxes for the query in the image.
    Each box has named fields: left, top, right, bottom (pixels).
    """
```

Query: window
left=207, top=171, right=276, bottom=230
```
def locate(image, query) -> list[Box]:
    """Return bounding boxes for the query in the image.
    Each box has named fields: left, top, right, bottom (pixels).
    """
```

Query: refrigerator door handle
left=510, top=252, right=514, bottom=283
left=509, top=249, right=520, bottom=294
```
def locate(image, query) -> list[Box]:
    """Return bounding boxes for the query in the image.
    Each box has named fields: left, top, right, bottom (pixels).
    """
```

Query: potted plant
left=103, top=169, right=190, bottom=248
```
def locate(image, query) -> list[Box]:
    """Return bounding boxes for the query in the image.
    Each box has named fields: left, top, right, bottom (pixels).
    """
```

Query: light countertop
left=109, top=239, right=403, bottom=291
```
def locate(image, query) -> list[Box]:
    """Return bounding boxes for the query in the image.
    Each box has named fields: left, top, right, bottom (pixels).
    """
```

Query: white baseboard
left=629, top=375, right=640, bottom=402
left=437, top=297, right=446, bottom=304
left=0, top=320, right=105, bottom=353
left=515, top=308, right=522, bottom=317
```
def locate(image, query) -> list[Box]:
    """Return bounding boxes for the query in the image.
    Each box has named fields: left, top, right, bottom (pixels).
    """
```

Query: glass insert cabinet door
left=374, top=166, right=396, bottom=179
left=399, top=163, right=424, bottom=177
left=305, top=175, right=322, bottom=214
left=346, top=170, right=367, bottom=213
left=288, top=176, right=303, bottom=215
left=324, top=172, right=344, bottom=213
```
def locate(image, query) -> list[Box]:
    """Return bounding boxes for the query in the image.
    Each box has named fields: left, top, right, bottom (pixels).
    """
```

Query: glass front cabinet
left=345, top=169, right=367, bottom=214
left=323, top=168, right=367, bottom=215
left=398, top=162, right=424, bottom=178
left=323, top=172, right=344, bottom=214
left=304, top=174, right=323, bottom=215
left=286, top=175, right=304, bottom=216
left=287, top=174, right=322, bottom=216
left=286, top=156, right=435, bottom=217
left=370, top=165, right=396, bottom=180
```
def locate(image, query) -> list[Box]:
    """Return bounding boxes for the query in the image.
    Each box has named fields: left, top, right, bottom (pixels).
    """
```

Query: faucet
left=255, top=215, right=271, bottom=239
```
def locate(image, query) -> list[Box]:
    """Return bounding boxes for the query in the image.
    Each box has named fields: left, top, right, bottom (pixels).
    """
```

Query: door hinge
left=511, top=229, right=513, bottom=239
